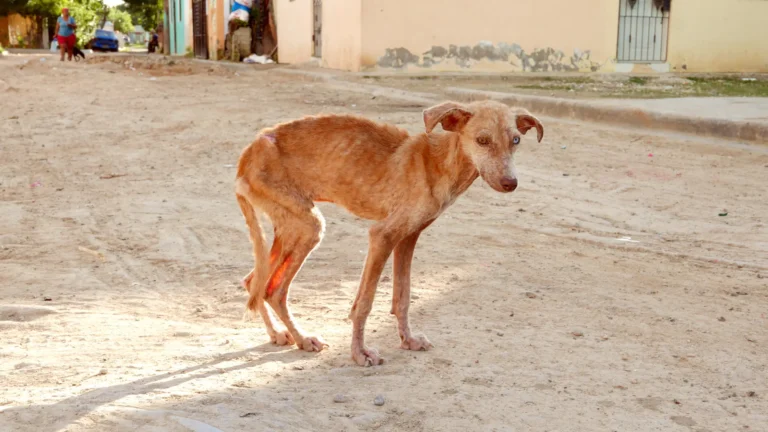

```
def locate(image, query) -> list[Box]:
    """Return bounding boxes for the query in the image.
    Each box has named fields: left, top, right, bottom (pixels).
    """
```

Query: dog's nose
left=500, top=176, right=518, bottom=192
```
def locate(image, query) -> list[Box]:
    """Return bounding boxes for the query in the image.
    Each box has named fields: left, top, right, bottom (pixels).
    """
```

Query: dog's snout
left=500, top=176, right=518, bottom=192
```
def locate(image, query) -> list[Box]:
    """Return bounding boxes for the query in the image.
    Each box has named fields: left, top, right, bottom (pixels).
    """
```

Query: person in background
left=54, top=8, right=77, bottom=61
left=148, top=30, right=159, bottom=53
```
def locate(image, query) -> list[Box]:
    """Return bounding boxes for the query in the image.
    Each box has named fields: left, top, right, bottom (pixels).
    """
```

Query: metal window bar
left=617, top=0, right=670, bottom=62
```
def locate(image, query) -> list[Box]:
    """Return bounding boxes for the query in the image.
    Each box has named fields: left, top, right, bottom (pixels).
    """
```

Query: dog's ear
left=515, top=113, right=544, bottom=143
left=423, top=102, right=473, bottom=133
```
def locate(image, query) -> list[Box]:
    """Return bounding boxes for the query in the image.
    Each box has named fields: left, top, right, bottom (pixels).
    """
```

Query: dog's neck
left=421, top=132, right=479, bottom=201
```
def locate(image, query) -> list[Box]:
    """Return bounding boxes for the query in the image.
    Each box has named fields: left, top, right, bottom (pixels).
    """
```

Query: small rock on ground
left=374, top=395, right=385, bottom=406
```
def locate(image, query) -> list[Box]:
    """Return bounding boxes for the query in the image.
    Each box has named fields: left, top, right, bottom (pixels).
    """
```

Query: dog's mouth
left=480, top=172, right=508, bottom=193
left=488, top=182, right=508, bottom=193
left=481, top=176, right=509, bottom=193
left=480, top=173, right=518, bottom=193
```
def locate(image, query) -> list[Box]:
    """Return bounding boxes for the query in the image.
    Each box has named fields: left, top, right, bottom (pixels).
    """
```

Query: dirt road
left=1, top=55, right=766, bottom=432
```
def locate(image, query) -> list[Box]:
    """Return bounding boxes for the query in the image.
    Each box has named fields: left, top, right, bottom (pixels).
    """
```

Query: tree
left=108, top=7, right=133, bottom=34
left=64, top=0, right=107, bottom=45
left=121, top=0, right=161, bottom=31
left=0, top=0, right=65, bottom=18
left=1, top=0, right=106, bottom=46
left=0, top=0, right=64, bottom=47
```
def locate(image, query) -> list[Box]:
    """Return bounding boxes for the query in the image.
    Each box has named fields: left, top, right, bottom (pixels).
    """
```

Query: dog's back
left=247, top=114, right=427, bottom=219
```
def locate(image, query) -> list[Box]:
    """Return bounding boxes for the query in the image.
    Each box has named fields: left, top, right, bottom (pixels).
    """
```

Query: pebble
left=333, top=394, right=348, bottom=403
left=572, top=331, right=584, bottom=338
left=374, top=395, right=385, bottom=406
left=718, top=317, right=726, bottom=322
left=525, top=292, right=537, bottom=299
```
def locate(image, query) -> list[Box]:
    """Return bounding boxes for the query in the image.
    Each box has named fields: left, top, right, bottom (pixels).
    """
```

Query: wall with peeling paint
left=320, top=0, right=363, bottom=71
left=666, top=0, right=768, bottom=72
left=275, top=0, right=313, bottom=64
left=207, top=0, right=225, bottom=60
left=360, top=0, right=619, bottom=72
left=274, top=0, right=768, bottom=73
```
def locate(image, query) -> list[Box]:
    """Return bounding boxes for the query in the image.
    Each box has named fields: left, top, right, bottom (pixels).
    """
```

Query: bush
left=108, top=8, right=133, bottom=34
left=229, top=18, right=248, bottom=31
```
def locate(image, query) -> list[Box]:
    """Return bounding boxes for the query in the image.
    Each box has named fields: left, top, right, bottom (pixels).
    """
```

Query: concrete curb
left=445, top=88, right=768, bottom=143
left=273, top=67, right=768, bottom=143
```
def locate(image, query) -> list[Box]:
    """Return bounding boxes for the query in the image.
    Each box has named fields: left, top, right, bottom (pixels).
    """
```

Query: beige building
left=274, top=0, right=768, bottom=73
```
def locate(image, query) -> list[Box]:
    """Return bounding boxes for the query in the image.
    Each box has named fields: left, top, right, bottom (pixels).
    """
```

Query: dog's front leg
left=392, top=229, right=433, bottom=351
left=348, top=222, right=405, bottom=366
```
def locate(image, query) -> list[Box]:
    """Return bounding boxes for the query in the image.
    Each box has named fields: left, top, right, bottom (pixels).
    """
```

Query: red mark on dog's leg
left=269, top=249, right=279, bottom=266
left=269, top=237, right=283, bottom=267
left=266, top=255, right=292, bottom=297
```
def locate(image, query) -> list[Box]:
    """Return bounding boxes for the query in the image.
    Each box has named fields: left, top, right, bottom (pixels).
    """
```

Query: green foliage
left=63, top=0, right=107, bottom=46
left=108, top=7, right=133, bottom=33
left=2, top=0, right=108, bottom=46
left=120, top=0, right=161, bottom=31
left=1, top=0, right=66, bottom=17
left=230, top=18, right=248, bottom=30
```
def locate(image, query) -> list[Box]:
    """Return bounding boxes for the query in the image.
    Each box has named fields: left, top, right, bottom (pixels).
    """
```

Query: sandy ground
left=1, top=55, right=767, bottom=432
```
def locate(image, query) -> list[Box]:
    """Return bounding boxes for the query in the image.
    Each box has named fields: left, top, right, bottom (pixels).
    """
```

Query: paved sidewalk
left=446, top=88, right=768, bottom=143
left=594, top=97, right=768, bottom=125
left=277, top=67, right=768, bottom=143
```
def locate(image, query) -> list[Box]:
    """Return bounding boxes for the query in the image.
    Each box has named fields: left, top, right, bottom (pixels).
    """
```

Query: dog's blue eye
left=512, top=136, right=520, bottom=145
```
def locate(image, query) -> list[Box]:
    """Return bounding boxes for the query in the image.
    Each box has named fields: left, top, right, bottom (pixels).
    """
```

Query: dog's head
left=423, top=100, right=543, bottom=193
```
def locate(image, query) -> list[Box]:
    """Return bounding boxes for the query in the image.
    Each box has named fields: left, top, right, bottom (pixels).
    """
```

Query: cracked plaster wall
left=376, top=42, right=606, bottom=72
left=361, top=0, right=620, bottom=73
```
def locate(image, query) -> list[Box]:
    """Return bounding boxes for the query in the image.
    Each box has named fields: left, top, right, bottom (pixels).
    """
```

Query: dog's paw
left=352, top=346, right=384, bottom=367
left=270, top=330, right=295, bottom=346
left=400, top=333, right=433, bottom=351
left=299, top=335, right=328, bottom=352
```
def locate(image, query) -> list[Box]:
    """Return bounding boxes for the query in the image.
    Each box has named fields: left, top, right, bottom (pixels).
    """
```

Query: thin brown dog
left=235, top=100, right=543, bottom=366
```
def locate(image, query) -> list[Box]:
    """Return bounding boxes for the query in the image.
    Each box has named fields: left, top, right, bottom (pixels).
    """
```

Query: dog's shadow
left=0, top=344, right=301, bottom=432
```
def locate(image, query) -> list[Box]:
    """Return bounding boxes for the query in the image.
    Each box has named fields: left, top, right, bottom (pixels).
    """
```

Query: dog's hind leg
left=238, top=173, right=327, bottom=352
left=264, top=205, right=328, bottom=352
left=236, top=190, right=294, bottom=346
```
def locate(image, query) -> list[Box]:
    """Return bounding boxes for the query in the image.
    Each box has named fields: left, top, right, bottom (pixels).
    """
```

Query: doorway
left=192, top=0, right=208, bottom=59
left=617, top=0, right=671, bottom=62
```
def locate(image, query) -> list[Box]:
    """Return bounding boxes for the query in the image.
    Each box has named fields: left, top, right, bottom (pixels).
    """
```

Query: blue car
left=88, top=29, right=119, bottom=52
